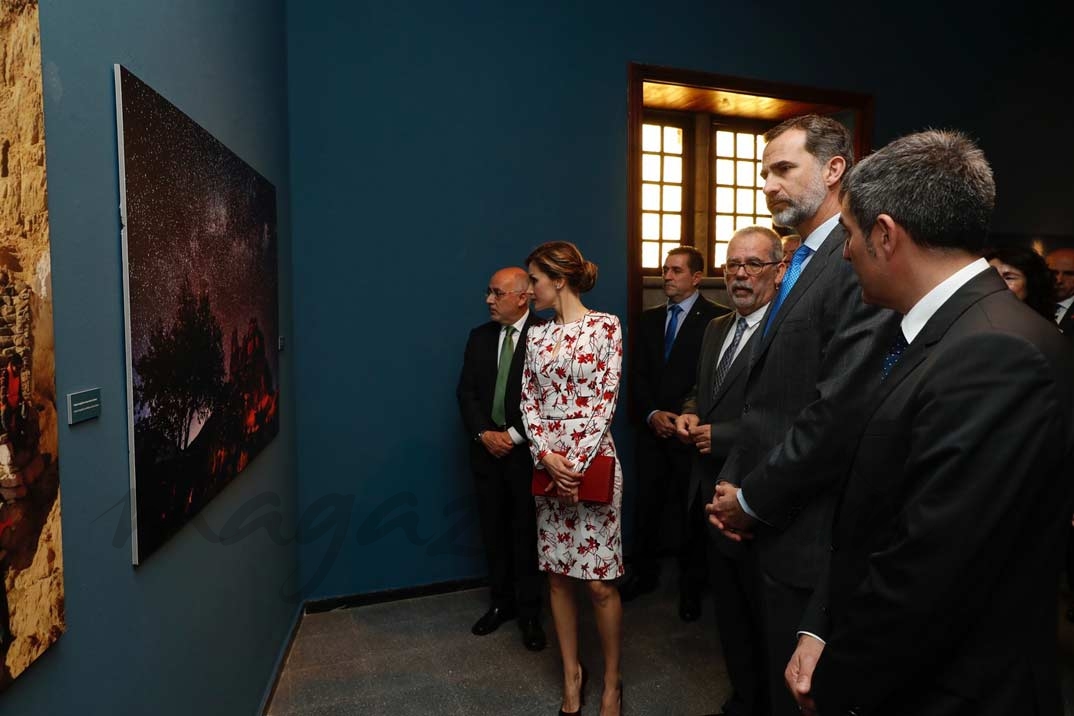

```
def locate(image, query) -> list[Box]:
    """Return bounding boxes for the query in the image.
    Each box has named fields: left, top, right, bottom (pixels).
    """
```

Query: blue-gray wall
left=3, top=1, right=298, bottom=714
left=5, top=0, right=1071, bottom=712
left=285, top=0, right=1072, bottom=602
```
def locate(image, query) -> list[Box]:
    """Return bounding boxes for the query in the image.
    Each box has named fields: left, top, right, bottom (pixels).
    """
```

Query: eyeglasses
left=485, top=287, right=526, bottom=299
left=723, top=260, right=780, bottom=276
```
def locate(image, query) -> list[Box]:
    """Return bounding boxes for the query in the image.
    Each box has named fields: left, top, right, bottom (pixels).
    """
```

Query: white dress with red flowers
left=521, top=311, right=624, bottom=581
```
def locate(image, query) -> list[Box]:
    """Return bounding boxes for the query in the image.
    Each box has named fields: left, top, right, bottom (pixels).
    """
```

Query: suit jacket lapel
left=667, top=297, right=707, bottom=362
left=754, top=223, right=847, bottom=360
left=698, top=314, right=733, bottom=416
left=706, top=320, right=759, bottom=416
left=866, top=269, right=1009, bottom=416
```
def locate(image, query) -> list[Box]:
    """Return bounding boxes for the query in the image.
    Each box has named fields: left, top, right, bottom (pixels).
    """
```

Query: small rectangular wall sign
left=67, top=388, right=101, bottom=425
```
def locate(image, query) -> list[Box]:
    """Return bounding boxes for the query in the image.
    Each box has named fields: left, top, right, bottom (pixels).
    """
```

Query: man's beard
left=770, top=173, right=827, bottom=229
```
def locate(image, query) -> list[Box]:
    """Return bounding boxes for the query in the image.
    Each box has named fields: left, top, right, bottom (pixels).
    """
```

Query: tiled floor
left=268, top=579, right=1074, bottom=715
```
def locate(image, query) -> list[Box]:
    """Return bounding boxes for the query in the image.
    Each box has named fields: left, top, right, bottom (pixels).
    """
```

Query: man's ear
left=824, top=156, right=847, bottom=187
left=875, top=214, right=898, bottom=259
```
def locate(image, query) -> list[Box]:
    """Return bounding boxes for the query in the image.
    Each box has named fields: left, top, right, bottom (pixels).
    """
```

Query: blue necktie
left=881, top=332, right=909, bottom=380
left=764, top=244, right=814, bottom=336
left=664, top=304, right=683, bottom=361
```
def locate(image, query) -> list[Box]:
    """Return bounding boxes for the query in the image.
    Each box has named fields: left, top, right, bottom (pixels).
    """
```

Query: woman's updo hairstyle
left=525, top=241, right=598, bottom=294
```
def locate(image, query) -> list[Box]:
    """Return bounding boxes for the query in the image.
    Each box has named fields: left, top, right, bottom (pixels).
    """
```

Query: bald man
left=457, top=267, right=545, bottom=651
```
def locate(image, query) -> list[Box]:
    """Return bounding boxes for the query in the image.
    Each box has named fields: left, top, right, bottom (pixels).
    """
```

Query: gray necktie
left=711, top=316, right=748, bottom=400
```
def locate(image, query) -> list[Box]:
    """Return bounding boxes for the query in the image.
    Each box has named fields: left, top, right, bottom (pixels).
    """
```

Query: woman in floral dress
left=521, top=241, right=623, bottom=716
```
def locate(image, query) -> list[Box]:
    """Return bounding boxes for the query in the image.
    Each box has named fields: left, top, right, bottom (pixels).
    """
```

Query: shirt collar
left=739, top=301, right=770, bottom=328
left=506, top=310, right=529, bottom=334
left=802, top=213, right=841, bottom=252
left=669, top=289, right=701, bottom=315
left=1059, top=295, right=1074, bottom=310
left=900, top=258, right=990, bottom=343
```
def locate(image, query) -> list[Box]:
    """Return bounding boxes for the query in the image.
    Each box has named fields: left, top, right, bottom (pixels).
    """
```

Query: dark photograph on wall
left=115, top=65, right=280, bottom=565
left=0, top=0, right=65, bottom=693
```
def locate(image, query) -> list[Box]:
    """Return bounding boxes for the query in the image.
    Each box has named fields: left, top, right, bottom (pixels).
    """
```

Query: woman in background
left=521, top=241, right=623, bottom=716
left=984, top=245, right=1055, bottom=319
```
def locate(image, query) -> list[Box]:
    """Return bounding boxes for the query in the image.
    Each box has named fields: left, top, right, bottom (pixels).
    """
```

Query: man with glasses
left=706, top=115, right=898, bottom=716
left=457, top=267, right=545, bottom=651
left=677, top=226, right=783, bottom=716
left=622, top=247, right=728, bottom=621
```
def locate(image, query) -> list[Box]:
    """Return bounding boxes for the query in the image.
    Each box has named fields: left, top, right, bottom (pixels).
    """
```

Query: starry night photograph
left=115, top=65, right=280, bottom=565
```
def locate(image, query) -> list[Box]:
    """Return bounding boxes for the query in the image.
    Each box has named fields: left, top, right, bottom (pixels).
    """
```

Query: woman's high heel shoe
left=558, top=664, right=587, bottom=716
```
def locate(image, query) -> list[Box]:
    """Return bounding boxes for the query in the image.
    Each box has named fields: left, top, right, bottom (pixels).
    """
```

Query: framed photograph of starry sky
left=114, top=65, right=280, bottom=565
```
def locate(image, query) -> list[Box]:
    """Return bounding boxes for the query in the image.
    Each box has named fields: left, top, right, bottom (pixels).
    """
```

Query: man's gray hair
left=842, top=129, right=995, bottom=252
left=731, top=225, right=784, bottom=263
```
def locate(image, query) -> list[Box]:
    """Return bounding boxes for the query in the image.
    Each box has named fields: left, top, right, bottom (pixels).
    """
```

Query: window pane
left=756, top=190, right=770, bottom=216
left=715, top=215, right=735, bottom=244
left=715, top=130, right=735, bottom=158
left=642, top=153, right=661, bottom=182
left=662, top=241, right=680, bottom=259
left=736, top=133, right=755, bottom=160
left=715, top=187, right=735, bottom=213
left=737, top=160, right=757, bottom=187
left=663, top=156, right=682, bottom=184
left=663, top=126, right=683, bottom=155
left=662, top=185, right=682, bottom=212
left=642, top=212, right=660, bottom=240
left=642, top=241, right=660, bottom=268
left=642, top=124, right=662, bottom=152
left=662, top=213, right=681, bottom=240
left=736, top=188, right=754, bottom=214
left=714, top=241, right=729, bottom=268
left=715, top=159, right=735, bottom=185
left=642, top=183, right=661, bottom=210
left=756, top=134, right=766, bottom=157
left=735, top=215, right=754, bottom=230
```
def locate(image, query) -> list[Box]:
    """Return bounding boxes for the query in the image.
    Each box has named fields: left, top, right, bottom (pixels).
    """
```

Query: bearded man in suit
left=785, top=129, right=1074, bottom=716
left=677, top=226, right=783, bottom=716
left=707, top=115, right=899, bottom=716
left=622, top=246, right=728, bottom=621
left=457, top=267, right=545, bottom=651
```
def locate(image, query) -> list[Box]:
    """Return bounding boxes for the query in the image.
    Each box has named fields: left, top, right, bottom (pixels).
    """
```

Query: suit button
left=742, top=403, right=750, bottom=414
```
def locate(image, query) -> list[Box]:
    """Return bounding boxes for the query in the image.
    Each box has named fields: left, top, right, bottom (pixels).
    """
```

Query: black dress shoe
left=679, top=589, right=702, bottom=622
left=618, top=573, right=658, bottom=602
left=519, top=617, right=547, bottom=651
left=471, top=606, right=516, bottom=636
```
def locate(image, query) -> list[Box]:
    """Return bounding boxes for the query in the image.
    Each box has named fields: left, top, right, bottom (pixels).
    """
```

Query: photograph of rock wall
left=0, top=0, right=64, bottom=694
left=115, top=66, right=279, bottom=565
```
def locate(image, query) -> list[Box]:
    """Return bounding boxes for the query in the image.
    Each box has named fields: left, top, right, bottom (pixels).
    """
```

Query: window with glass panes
left=640, top=122, right=685, bottom=270
left=712, top=128, right=772, bottom=269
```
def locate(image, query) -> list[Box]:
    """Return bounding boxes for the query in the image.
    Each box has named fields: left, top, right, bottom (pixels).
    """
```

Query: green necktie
left=491, top=326, right=515, bottom=426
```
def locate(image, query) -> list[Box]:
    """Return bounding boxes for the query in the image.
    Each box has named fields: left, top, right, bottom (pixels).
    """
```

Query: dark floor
left=268, top=578, right=1074, bottom=715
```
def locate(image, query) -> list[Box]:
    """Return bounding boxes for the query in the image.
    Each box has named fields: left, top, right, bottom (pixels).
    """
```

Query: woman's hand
left=541, top=453, right=583, bottom=503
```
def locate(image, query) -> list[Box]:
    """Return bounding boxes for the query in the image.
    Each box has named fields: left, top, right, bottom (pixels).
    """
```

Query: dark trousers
left=472, top=445, right=540, bottom=618
left=631, top=430, right=706, bottom=589
left=706, top=524, right=767, bottom=716
left=759, top=569, right=814, bottom=716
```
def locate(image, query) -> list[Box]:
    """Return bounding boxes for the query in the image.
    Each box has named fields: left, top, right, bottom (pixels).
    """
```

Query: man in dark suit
left=622, top=246, right=728, bottom=620
left=677, top=226, right=784, bottom=716
left=1046, top=249, right=1074, bottom=624
left=456, top=267, right=545, bottom=651
left=707, top=115, right=898, bottom=716
left=1047, top=248, right=1074, bottom=335
left=785, top=129, right=1074, bottom=716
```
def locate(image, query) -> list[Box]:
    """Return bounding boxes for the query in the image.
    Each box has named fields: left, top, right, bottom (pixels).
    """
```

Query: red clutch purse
left=531, top=453, right=615, bottom=504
